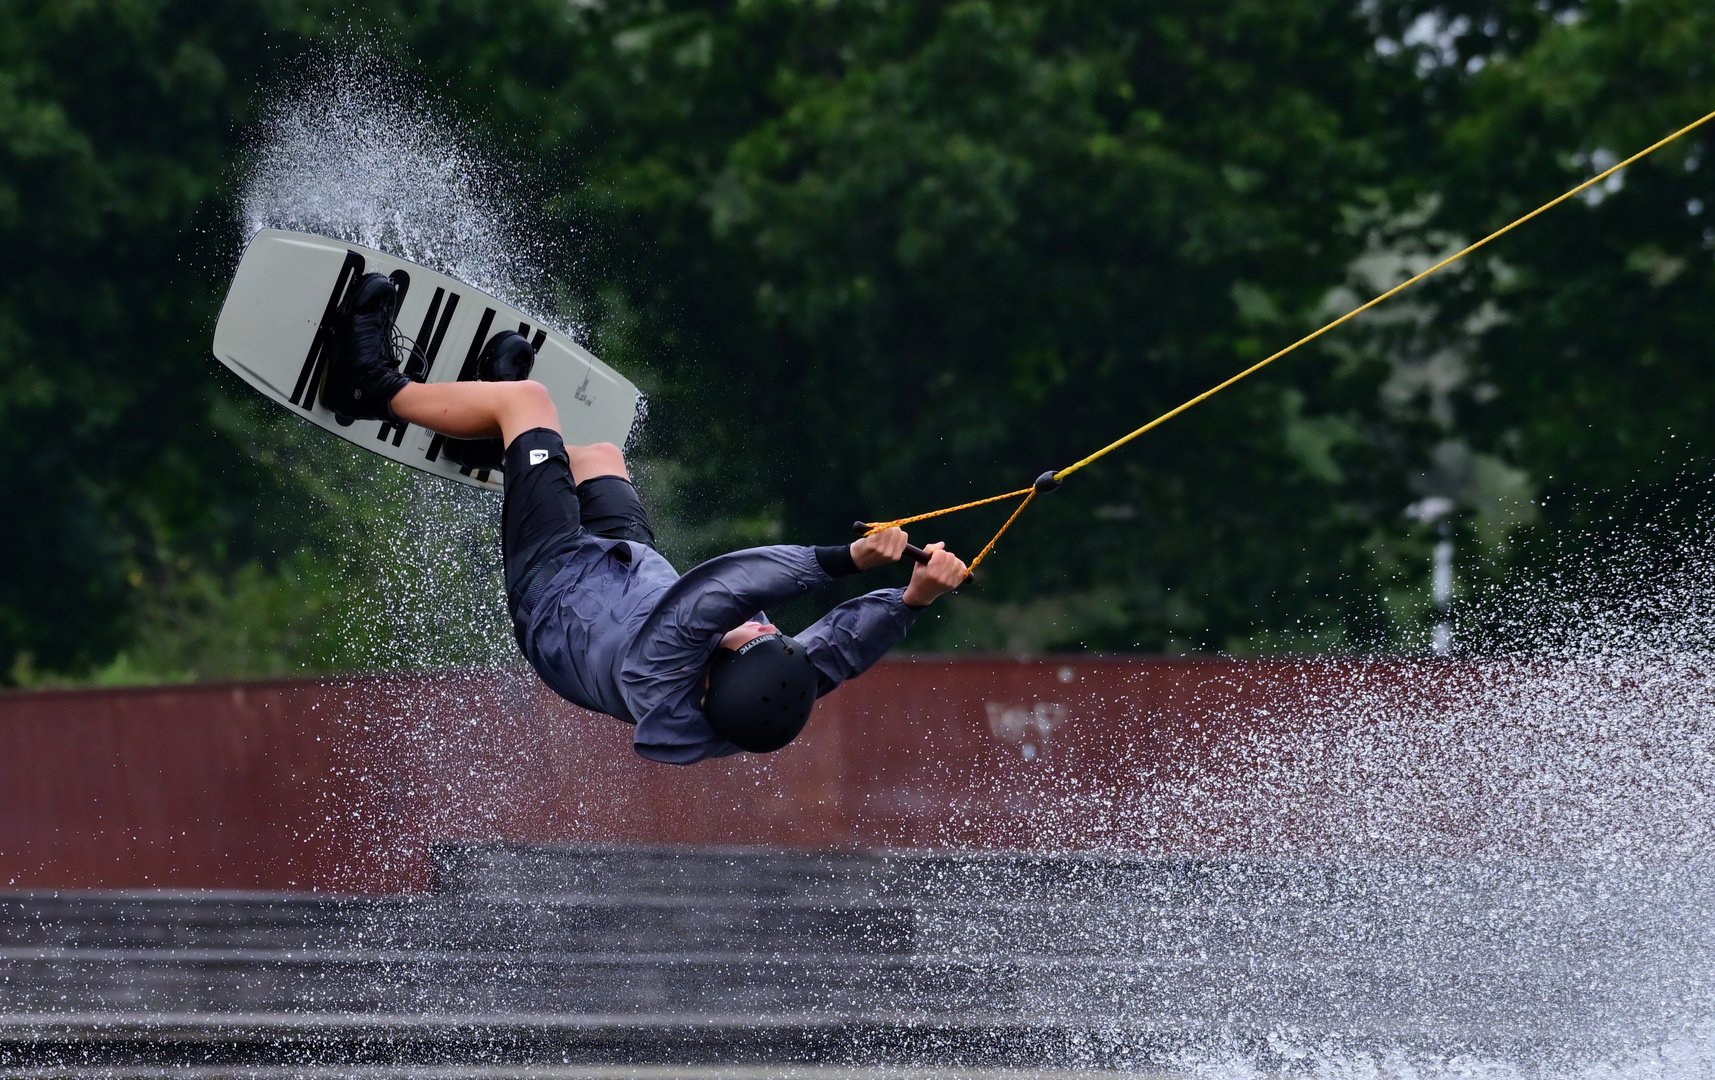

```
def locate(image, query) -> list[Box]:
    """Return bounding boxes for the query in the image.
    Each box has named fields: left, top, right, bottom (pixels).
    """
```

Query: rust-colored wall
left=0, top=658, right=1410, bottom=893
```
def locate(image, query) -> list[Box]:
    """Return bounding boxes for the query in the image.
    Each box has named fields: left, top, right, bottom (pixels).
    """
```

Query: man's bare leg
left=389, top=380, right=626, bottom=482
left=390, top=380, right=559, bottom=447
left=565, top=442, right=627, bottom=483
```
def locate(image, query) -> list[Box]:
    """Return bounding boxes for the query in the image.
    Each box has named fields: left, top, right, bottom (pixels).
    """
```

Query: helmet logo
left=734, top=632, right=783, bottom=656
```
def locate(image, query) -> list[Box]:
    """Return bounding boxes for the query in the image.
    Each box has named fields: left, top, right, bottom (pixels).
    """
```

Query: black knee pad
left=501, top=428, right=581, bottom=625
left=503, top=428, right=569, bottom=477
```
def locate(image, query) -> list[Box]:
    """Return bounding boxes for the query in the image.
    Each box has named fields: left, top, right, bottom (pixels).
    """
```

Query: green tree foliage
left=0, top=1, right=388, bottom=683
left=1437, top=0, right=1715, bottom=534
left=407, top=0, right=1445, bottom=651
left=2, top=0, right=1712, bottom=681
left=0, top=1, right=289, bottom=679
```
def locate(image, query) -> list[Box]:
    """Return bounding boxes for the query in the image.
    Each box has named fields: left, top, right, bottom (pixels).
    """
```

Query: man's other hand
left=851, top=526, right=910, bottom=569
left=902, top=543, right=968, bottom=608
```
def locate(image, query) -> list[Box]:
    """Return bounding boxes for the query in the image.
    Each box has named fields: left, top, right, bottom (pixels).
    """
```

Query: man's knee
left=509, top=380, right=553, bottom=410
left=495, top=381, right=560, bottom=446
left=567, top=441, right=627, bottom=483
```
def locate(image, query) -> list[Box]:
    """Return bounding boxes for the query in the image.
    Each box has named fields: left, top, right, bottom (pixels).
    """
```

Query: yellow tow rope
left=863, top=106, right=1715, bottom=577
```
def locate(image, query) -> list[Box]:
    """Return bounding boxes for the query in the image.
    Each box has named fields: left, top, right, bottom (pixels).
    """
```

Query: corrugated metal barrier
left=0, top=657, right=1418, bottom=892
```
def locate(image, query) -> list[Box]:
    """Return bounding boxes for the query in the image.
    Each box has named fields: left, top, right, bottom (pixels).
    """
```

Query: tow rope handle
left=854, top=471, right=1061, bottom=578
left=851, top=521, right=933, bottom=564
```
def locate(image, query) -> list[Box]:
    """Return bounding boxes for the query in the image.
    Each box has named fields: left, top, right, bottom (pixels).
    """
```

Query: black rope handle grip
left=852, top=521, right=933, bottom=564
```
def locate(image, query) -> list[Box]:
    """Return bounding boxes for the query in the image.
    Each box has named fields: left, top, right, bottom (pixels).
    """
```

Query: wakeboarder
left=321, top=271, right=967, bottom=763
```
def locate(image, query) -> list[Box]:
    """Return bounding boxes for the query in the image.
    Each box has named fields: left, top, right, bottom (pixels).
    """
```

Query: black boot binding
left=321, top=272, right=409, bottom=421
left=442, top=331, right=537, bottom=471
left=478, top=330, right=536, bottom=382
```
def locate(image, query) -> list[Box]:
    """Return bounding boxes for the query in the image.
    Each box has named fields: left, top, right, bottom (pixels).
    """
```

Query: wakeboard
left=212, top=229, right=641, bottom=491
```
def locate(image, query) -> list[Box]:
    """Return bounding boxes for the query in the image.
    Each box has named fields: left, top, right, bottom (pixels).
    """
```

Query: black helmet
left=704, top=633, right=818, bottom=753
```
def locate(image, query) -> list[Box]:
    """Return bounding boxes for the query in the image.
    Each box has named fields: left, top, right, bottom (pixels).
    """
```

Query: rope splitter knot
left=960, top=470, right=1063, bottom=577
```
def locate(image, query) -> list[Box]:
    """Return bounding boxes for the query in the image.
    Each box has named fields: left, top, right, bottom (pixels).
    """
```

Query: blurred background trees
left=3, top=0, right=1713, bottom=683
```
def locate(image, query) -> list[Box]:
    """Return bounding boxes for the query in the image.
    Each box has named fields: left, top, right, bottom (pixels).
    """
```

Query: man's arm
left=622, top=531, right=965, bottom=760
left=793, top=540, right=970, bottom=696
left=630, top=527, right=926, bottom=649
left=622, top=543, right=850, bottom=744
left=793, top=590, right=918, bottom=696
left=637, top=546, right=836, bottom=644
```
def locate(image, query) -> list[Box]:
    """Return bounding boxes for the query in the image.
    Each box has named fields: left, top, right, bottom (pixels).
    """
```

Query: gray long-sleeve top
left=517, top=538, right=920, bottom=764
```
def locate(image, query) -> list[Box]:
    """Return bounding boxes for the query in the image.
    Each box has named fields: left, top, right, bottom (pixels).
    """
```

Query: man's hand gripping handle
left=848, top=522, right=970, bottom=607
left=851, top=522, right=932, bottom=565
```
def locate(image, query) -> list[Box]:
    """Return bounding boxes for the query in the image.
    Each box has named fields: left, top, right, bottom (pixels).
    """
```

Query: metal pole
left=1431, top=520, right=1453, bottom=656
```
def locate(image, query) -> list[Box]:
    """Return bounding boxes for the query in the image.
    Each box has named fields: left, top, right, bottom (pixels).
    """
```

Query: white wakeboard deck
left=212, top=229, right=641, bottom=491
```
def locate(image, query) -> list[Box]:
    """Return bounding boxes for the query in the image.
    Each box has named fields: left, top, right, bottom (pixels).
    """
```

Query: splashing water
left=223, top=54, right=1715, bottom=1080
left=237, top=57, right=571, bottom=675
left=1146, top=518, right=1715, bottom=864
left=241, top=56, right=553, bottom=312
left=1021, top=519, right=1715, bottom=1078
